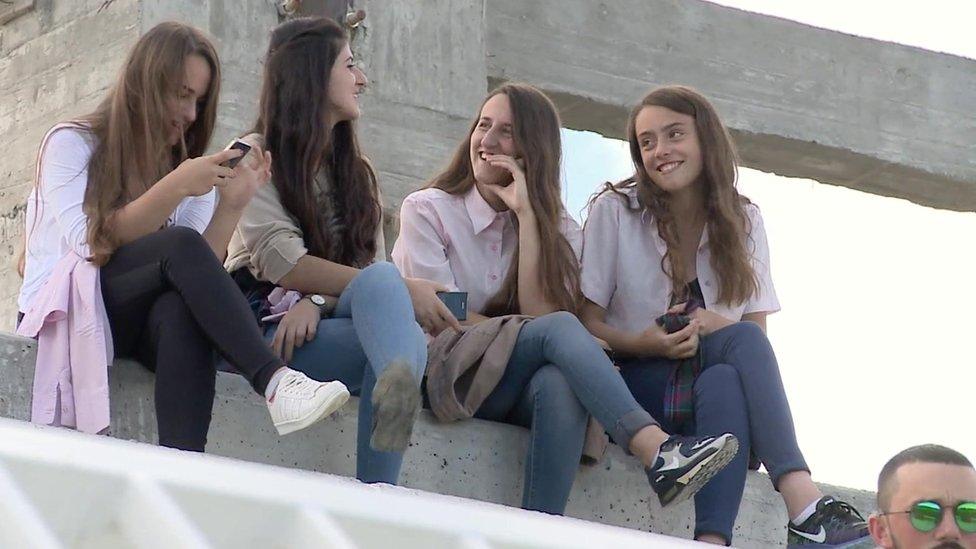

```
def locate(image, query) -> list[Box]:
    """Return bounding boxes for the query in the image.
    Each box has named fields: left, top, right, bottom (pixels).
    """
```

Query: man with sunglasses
left=869, top=444, right=976, bottom=549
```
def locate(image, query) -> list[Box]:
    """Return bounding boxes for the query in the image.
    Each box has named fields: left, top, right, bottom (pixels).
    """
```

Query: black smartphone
left=223, top=140, right=252, bottom=169
left=436, top=291, right=468, bottom=321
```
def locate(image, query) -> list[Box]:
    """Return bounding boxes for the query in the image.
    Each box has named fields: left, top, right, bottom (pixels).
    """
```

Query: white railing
left=0, top=418, right=700, bottom=548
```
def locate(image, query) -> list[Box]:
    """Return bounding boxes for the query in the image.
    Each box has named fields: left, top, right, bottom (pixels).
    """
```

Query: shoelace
left=277, top=375, right=317, bottom=398
left=822, top=500, right=867, bottom=528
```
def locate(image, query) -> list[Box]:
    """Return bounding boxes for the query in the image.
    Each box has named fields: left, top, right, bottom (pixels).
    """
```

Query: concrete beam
left=485, top=0, right=976, bottom=211
left=0, top=331, right=875, bottom=548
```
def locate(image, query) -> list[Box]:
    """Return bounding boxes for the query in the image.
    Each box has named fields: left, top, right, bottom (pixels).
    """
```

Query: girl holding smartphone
left=18, top=22, right=348, bottom=452
left=581, top=85, right=871, bottom=547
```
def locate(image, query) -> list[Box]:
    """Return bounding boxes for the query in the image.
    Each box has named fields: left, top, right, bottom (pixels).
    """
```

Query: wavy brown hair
left=425, top=83, right=581, bottom=316
left=252, top=17, right=380, bottom=268
left=80, top=22, right=220, bottom=265
left=595, top=85, right=757, bottom=306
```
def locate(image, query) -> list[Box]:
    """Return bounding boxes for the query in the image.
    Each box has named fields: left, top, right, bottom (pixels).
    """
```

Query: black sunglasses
left=880, top=500, right=976, bottom=534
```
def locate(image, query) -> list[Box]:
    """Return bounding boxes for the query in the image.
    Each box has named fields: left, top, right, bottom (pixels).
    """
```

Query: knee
left=157, top=226, right=210, bottom=260
left=723, top=321, right=769, bottom=347
left=533, top=310, right=587, bottom=339
left=357, top=261, right=405, bottom=291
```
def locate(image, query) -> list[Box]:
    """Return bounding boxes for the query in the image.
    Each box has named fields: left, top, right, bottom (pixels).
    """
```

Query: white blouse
left=19, top=126, right=215, bottom=312
left=581, top=183, right=779, bottom=332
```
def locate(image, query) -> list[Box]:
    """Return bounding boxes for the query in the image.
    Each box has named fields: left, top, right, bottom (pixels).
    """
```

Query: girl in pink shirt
left=394, top=83, right=739, bottom=515
left=581, top=86, right=870, bottom=547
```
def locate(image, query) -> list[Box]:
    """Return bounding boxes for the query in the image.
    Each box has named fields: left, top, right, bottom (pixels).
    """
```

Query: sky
left=562, top=1, right=976, bottom=492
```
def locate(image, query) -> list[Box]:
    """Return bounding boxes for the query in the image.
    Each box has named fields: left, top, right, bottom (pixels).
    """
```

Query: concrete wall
left=485, top=0, right=976, bottom=211
left=3, top=0, right=975, bottom=330
left=0, top=331, right=876, bottom=548
left=0, top=0, right=141, bottom=329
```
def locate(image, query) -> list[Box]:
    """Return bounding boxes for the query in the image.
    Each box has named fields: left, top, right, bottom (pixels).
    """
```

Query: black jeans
left=100, top=226, right=283, bottom=451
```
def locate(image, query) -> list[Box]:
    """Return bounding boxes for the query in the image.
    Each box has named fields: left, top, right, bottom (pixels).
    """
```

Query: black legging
left=99, top=226, right=283, bottom=451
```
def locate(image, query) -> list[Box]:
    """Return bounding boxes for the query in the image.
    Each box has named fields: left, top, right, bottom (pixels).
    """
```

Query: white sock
left=791, top=498, right=821, bottom=526
left=265, top=368, right=290, bottom=401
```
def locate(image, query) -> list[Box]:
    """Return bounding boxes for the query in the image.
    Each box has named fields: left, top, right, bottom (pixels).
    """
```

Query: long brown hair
left=252, top=17, right=380, bottom=267
left=596, top=85, right=757, bottom=305
left=425, top=83, right=581, bottom=316
left=80, top=22, right=220, bottom=265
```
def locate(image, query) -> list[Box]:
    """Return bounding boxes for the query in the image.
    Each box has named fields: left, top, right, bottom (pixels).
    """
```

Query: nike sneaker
left=786, top=496, right=874, bottom=548
left=647, top=433, right=739, bottom=507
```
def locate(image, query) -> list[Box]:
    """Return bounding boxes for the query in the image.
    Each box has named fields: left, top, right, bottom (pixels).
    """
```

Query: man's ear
left=868, top=513, right=893, bottom=548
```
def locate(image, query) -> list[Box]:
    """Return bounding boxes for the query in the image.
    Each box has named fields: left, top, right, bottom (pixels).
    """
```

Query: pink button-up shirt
left=17, top=252, right=113, bottom=434
left=581, top=184, right=779, bottom=332
left=393, top=186, right=582, bottom=314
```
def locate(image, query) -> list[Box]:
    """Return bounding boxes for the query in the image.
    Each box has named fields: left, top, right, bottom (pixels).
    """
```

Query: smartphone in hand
left=222, top=140, right=252, bottom=169
left=436, top=291, right=468, bottom=321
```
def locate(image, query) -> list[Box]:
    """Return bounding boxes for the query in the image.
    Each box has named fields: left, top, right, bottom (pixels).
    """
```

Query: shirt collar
left=464, top=185, right=508, bottom=234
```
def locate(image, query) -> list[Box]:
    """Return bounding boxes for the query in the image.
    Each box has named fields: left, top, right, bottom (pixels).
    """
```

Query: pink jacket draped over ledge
left=17, top=252, right=113, bottom=434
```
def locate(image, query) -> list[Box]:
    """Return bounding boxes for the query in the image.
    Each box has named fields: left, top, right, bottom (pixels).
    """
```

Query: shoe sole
left=370, top=361, right=420, bottom=453
left=662, top=435, right=739, bottom=507
left=786, top=536, right=875, bottom=549
left=274, top=382, right=350, bottom=436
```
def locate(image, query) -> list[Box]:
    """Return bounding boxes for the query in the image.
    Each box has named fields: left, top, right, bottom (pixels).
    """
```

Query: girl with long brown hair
left=17, top=22, right=349, bottom=452
left=225, top=17, right=446, bottom=484
left=581, top=85, right=871, bottom=547
left=393, top=83, right=738, bottom=515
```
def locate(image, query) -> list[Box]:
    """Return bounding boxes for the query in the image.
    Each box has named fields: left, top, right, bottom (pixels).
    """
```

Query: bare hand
left=669, top=302, right=731, bottom=336
left=170, top=148, right=243, bottom=197
left=635, top=319, right=701, bottom=359
left=217, top=143, right=272, bottom=211
left=271, top=298, right=320, bottom=362
left=404, top=278, right=462, bottom=336
left=482, top=154, right=532, bottom=217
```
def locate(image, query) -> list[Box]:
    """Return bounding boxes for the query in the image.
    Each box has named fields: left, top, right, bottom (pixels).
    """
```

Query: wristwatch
left=305, top=294, right=332, bottom=317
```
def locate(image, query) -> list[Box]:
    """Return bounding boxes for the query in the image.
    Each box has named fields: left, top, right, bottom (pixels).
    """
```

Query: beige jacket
left=426, top=316, right=609, bottom=465
left=224, top=133, right=386, bottom=283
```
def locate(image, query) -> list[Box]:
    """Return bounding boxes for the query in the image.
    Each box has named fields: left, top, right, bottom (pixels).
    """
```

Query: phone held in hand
left=436, top=291, right=468, bottom=321
left=222, top=140, right=252, bottom=169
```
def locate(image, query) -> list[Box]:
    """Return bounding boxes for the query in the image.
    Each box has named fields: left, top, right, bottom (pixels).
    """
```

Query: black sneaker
left=786, top=496, right=874, bottom=548
left=646, top=433, right=739, bottom=507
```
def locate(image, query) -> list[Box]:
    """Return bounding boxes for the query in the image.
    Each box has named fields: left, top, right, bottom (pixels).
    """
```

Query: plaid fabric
left=659, top=291, right=705, bottom=431
left=658, top=313, right=700, bottom=430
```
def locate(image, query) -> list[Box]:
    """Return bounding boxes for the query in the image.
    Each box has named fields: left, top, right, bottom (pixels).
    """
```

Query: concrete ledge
left=0, top=332, right=875, bottom=548
left=484, top=0, right=976, bottom=211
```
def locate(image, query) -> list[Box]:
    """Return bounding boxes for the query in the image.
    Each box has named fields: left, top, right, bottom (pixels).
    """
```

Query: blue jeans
left=620, top=322, right=809, bottom=543
left=473, top=311, right=657, bottom=514
left=265, top=262, right=427, bottom=484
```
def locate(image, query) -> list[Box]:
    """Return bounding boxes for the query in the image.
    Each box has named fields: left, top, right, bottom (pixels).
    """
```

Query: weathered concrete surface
left=5, top=0, right=974, bottom=330
left=485, top=0, right=976, bottom=211
left=0, top=0, right=141, bottom=330
left=0, top=331, right=875, bottom=548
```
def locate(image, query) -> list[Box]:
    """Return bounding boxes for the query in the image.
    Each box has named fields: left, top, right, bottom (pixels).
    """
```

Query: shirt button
left=704, top=280, right=712, bottom=287
left=491, top=275, right=498, bottom=281
left=491, top=244, right=498, bottom=252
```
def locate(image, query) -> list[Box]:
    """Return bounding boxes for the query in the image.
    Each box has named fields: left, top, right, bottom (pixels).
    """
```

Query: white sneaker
left=267, top=370, right=350, bottom=435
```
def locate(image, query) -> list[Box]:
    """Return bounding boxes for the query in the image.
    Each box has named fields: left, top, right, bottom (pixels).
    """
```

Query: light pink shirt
left=393, top=186, right=583, bottom=314
left=17, top=252, right=113, bottom=434
left=581, top=184, right=779, bottom=332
